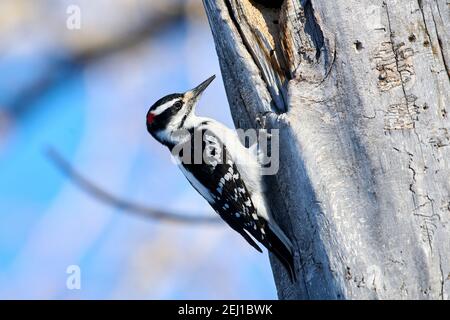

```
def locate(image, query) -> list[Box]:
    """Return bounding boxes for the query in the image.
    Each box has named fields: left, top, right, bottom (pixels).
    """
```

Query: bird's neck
left=162, top=116, right=213, bottom=151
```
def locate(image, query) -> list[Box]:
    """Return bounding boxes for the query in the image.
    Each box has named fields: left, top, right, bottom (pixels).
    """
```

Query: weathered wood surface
left=203, top=0, right=450, bottom=299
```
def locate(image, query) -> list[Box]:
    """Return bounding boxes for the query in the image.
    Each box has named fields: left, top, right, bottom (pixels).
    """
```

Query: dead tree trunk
left=203, top=0, right=450, bottom=299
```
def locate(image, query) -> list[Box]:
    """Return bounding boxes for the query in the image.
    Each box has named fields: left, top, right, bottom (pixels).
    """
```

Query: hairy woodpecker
left=146, top=75, right=295, bottom=281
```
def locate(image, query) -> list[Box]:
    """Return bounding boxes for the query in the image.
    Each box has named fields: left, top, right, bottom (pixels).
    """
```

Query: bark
left=203, top=0, right=450, bottom=299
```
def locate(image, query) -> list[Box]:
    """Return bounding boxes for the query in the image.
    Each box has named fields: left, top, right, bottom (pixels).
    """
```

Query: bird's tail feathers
left=266, top=226, right=297, bottom=282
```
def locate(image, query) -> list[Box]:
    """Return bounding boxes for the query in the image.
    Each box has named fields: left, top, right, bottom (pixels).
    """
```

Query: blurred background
left=0, top=0, right=277, bottom=299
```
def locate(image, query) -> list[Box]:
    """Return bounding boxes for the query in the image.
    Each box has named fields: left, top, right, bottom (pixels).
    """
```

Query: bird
left=146, top=75, right=296, bottom=281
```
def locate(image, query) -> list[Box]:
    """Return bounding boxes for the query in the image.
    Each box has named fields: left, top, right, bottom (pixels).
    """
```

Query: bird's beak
left=189, top=75, right=216, bottom=101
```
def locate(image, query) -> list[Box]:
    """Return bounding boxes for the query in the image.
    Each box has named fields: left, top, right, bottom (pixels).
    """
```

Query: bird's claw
left=255, top=111, right=272, bottom=130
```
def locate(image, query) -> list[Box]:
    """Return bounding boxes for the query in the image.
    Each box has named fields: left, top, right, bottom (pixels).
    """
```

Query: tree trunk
left=203, top=0, right=450, bottom=299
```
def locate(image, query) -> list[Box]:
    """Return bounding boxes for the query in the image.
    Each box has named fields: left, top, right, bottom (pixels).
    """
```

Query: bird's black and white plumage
left=146, top=75, right=296, bottom=281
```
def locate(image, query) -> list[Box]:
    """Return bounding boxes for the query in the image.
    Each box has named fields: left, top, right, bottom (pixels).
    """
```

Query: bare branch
left=45, top=147, right=221, bottom=225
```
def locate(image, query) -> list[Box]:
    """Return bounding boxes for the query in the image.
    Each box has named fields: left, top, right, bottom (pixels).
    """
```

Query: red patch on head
left=147, top=112, right=156, bottom=125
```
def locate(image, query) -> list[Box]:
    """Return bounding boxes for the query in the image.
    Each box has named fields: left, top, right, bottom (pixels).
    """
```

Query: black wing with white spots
left=176, top=128, right=295, bottom=281
left=179, top=129, right=267, bottom=249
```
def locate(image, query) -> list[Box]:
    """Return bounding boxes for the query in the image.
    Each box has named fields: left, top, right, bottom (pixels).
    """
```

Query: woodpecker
left=146, top=75, right=296, bottom=281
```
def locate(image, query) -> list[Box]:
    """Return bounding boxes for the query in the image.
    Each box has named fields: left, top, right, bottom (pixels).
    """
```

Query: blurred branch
left=9, top=1, right=192, bottom=118
left=46, top=147, right=221, bottom=225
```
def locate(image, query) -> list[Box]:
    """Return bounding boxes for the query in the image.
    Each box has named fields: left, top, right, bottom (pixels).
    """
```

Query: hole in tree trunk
left=251, top=0, right=284, bottom=9
left=354, top=40, right=363, bottom=52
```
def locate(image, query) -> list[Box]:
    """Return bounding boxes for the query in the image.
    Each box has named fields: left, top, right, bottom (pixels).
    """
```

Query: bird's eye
left=174, top=101, right=183, bottom=110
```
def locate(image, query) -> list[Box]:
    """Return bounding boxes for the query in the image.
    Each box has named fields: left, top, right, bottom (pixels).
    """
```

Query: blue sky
left=0, top=4, right=277, bottom=299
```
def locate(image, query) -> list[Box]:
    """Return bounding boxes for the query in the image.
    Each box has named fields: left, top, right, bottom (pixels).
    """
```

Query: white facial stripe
left=153, top=99, right=180, bottom=115
left=166, top=109, right=189, bottom=132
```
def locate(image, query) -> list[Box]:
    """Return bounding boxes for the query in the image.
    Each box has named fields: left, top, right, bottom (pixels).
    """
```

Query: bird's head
left=146, top=75, right=215, bottom=146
